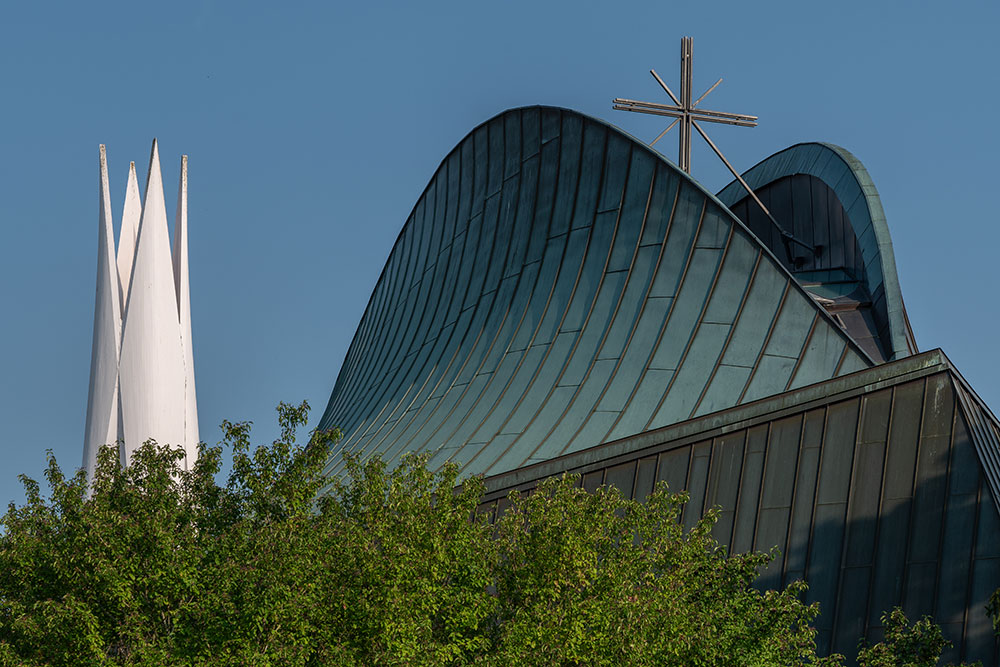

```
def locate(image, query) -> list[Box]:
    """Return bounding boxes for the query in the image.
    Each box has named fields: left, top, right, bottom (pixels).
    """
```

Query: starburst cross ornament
left=613, top=36, right=757, bottom=174
left=614, top=36, right=817, bottom=260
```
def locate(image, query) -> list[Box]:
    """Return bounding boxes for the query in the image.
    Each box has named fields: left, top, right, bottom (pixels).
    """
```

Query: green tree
left=856, top=607, right=979, bottom=667
left=0, top=401, right=340, bottom=665
left=986, top=589, right=1000, bottom=636
left=0, top=401, right=973, bottom=665
left=488, top=477, right=836, bottom=666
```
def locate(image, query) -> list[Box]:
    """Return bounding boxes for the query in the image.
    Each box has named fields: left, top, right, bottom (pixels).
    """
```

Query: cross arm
left=692, top=120, right=818, bottom=257
left=613, top=101, right=758, bottom=128
left=650, top=69, right=681, bottom=106
left=613, top=98, right=757, bottom=124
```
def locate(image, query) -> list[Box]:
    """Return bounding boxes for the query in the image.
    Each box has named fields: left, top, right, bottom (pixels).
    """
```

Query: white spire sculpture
left=83, top=141, right=198, bottom=479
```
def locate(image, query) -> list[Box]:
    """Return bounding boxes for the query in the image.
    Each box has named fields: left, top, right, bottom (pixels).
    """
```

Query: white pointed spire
left=117, top=161, right=141, bottom=309
left=84, top=141, right=199, bottom=478
left=82, top=146, right=123, bottom=480
left=172, top=155, right=199, bottom=464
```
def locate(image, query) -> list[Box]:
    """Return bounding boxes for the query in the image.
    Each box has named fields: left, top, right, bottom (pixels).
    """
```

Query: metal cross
left=613, top=36, right=817, bottom=260
left=613, top=36, right=757, bottom=173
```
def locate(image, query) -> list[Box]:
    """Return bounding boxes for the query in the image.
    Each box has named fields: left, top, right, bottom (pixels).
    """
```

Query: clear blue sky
left=1, top=2, right=997, bottom=508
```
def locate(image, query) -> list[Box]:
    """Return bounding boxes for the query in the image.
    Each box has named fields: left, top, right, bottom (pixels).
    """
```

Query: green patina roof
left=717, top=142, right=916, bottom=361
left=318, top=107, right=878, bottom=484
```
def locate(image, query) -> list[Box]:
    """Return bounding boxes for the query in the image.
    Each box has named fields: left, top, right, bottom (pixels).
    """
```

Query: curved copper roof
left=717, top=142, right=917, bottom=361
left=318, top=107, right=876, bottom=481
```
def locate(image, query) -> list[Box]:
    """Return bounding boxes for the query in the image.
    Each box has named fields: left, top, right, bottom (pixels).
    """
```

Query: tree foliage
left=856, top=608, right=979, bottom=667
left=0, top=402, right=973, bottom=665
left=487, top=478, right=833, bottom=666
left=986, top=589, right=1000, bottom=638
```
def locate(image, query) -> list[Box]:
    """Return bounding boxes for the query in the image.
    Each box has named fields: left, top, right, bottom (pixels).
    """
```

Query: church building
left=317, top=45, right=1000, bottom=663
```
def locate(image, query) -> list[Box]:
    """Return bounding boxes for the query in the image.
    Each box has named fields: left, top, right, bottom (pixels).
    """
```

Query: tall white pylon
left=83, top=141, right=199, bottom=480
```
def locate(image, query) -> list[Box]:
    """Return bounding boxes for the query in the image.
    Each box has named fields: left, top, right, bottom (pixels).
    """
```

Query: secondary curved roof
left=318, top=107, right=875, bottom=481
left=717, top=142, right=916, bottom=361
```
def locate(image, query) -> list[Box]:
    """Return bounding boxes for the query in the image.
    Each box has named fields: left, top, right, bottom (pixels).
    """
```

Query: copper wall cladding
left=480, top=351, right=1000, bottom=664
